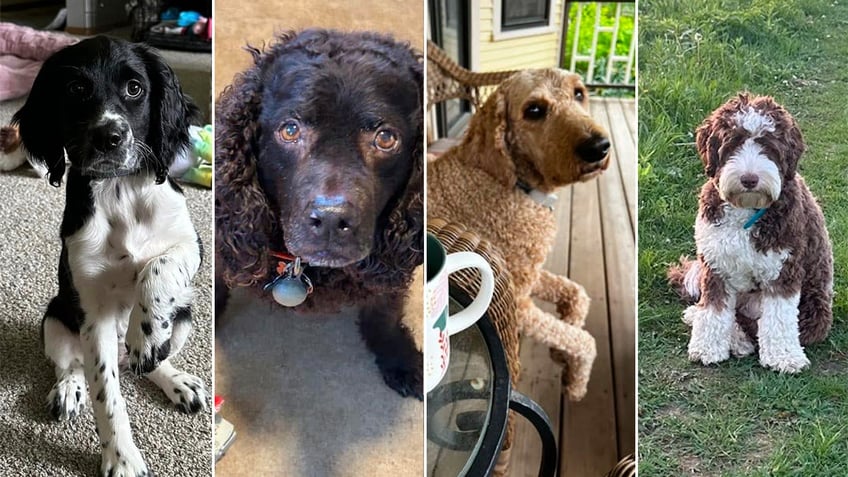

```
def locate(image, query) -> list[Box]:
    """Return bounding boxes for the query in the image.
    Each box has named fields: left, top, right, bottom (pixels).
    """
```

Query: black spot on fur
left=162, top=320, right=169, bottom=329
left=141, top=321, right=152, bottom=335
left=154, top=267, right=159, bottom=275
left=96, top=389, right=104, bottom=402
left=100, top=363, right=105, bottom=373
left=174, top=387, right=181, bottom=394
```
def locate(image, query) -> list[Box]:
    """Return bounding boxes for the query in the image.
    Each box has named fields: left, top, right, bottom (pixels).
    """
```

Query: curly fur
left=428, top=69, right=611, bottom=400
left=215, top=29, right=424, bottom=398
left=670, top=93, right=832, bottom=373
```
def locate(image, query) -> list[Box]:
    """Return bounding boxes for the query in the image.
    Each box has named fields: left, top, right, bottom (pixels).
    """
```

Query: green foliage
left=563, top=2, right=635, bottom=97
left=639, top=0, right=848, bottom=474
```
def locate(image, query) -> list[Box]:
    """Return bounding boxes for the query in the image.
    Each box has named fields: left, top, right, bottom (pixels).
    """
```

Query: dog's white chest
left=66, top=177, right=191, bottom=291
left=695, top=206, right=789, bottom=292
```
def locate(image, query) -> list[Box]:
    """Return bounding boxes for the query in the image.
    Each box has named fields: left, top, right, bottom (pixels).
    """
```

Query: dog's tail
left=667, top=256, right=701, bottom=305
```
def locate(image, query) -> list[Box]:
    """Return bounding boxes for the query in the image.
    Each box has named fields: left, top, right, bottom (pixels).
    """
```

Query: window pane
left=502, top=0, right=549, bottom=30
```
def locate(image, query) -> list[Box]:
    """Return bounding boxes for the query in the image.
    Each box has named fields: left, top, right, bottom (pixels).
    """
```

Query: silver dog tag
left=270, top=276, right=309, bottom=307
left=264, top=257, right=313, bottom=307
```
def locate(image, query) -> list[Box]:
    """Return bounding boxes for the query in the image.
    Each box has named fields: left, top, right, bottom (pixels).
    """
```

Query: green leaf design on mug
left=433, top=309, right=447, bottom=331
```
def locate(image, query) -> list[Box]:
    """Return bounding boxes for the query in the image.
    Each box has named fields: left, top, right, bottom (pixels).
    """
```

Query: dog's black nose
left=93, top=122, right=129, bottom=152
left=741, top=173, right=759, bottom=189
left=307, top=196, right=359, bottom=239
left=577, top=136, right=611, bottom=163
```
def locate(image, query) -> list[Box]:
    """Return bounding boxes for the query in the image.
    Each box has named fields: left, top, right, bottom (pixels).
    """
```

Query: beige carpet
left=213, top=2, right=424, bottom=476
left=215, top=270, right=423, bottom=477
left=0, top=102, right=213, bottom=476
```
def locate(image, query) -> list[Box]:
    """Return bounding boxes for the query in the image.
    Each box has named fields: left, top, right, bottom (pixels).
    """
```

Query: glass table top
left=426, top=297, right=494, bottom=476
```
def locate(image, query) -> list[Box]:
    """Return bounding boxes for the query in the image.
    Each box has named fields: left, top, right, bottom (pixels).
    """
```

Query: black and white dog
left=13, top=36, right=206, bottom=476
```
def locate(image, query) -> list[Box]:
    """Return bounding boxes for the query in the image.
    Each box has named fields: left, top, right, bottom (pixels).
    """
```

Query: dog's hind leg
left=522, top=299, right=597, bottom=401
left=797, top=280, right=833, bottom=346
left=43, top=307, right=86, bottom=421
left=144, top=306, right=208, bottom=413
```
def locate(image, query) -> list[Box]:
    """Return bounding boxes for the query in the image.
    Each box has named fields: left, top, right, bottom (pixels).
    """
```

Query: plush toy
left=0, top=125, right=27, bottom=171
left=171, top=124, right=212, bottom=187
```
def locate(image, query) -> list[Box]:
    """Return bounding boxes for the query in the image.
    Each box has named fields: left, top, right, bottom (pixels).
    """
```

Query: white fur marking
left=694, top=206, right=790, bottom=293
left=758, top=293, right=809, bottom=372
left=686, top=299, right=736, bottom=365
left=734, top=107, right=776, bottom=137
left=718, top=139, right=782, bottom=205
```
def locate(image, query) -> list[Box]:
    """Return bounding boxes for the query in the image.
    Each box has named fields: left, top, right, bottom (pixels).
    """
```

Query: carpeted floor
left=214, top=271, right=424, bottom=477
left=0, top=100, right=214, bottom=476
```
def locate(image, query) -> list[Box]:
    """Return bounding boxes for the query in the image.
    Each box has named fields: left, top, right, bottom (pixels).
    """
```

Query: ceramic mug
left=425, top=233, right=495, bottom=393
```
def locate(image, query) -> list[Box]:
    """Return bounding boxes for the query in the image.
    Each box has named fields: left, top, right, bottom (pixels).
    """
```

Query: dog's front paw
left=163, top=372, right=208, bottom=414
left=685, top=305, right=731, bottom=365
left=47, top=372, right=86, bottom=421
left=126, top=325, right=171, bottom=375
left=760, top=348, right=810, bottom=373
left=377, top=353, right=423, bottom=400
left=687, top=337, right=730, bottom=365
left=101, top=440, right=150, bottom=477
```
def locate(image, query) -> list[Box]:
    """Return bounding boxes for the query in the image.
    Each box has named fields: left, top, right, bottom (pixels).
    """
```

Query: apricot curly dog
left=428, top=69, right=611, bottom=400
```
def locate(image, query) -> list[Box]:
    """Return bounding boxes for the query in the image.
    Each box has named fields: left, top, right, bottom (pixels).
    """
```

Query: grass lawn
left=638, top=0, right=848, bottom=475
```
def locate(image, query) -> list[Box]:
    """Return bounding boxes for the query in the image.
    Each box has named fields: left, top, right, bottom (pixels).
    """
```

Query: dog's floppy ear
left=695, top=117, right=718, bottom=178
left=754, top=96, right=805, bottom=180
left=12, top=57, right=67, bottom=187
left=462, top=80, right=517, bottom=187
left=134, top=43, right=199, bottom=184
left=215, top=40, right=287, bottom=289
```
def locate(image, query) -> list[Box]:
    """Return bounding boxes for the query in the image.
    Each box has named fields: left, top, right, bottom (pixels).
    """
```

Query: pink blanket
left=0, top=22, right=77, bottom=101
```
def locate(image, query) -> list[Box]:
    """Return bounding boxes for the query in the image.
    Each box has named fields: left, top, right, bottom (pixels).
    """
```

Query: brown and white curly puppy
left=428, top=69, right=611, bottom=400
left=668, top=93, right=833, bottom=373
left=215, top=29, right=424, bottom=398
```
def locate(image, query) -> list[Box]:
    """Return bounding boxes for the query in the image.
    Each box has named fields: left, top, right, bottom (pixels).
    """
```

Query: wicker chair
left=426, top=40, right=519, bottom=112
left=426, top=41, right=519, bottom=147
left=428, top=218, right=521, bottom=476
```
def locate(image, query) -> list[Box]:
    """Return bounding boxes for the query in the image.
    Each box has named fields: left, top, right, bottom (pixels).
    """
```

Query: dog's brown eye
left=279, top=122, right=301, bottom=142
left=374, top=129, right=398, bottom=151
left=575, top=89, right=585, bottom=101
left=67, top=81, right=87, bottom=97
left=126, top=80, right=143, bottom=98
left=523, top=103, right=547, bottom=121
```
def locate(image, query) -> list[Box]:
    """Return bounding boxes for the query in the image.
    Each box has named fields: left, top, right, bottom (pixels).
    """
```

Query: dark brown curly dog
left=215, top=29, right=424, bottom=398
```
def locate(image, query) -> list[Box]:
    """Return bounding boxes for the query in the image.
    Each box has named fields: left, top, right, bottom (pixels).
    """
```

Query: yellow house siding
left=477, top=0, right=564, bottom=72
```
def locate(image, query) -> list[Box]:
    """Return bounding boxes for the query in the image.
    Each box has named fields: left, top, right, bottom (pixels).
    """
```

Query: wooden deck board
left=596, top=101, right=638, bottom=458
left=511, top=183, right=572, bottom=476
left=510, top=98, right=636, bottom=476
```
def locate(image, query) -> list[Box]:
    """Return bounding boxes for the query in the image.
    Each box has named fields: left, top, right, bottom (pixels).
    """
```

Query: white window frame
left=492, top=0, right=557, bottom=41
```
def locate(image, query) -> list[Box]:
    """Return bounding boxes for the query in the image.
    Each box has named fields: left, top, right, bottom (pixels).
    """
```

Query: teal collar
left=743, top=208, right=767, bottom=229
